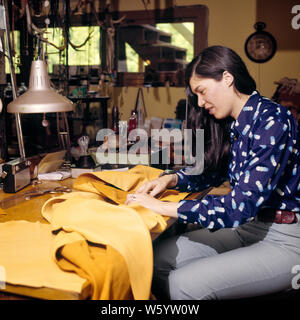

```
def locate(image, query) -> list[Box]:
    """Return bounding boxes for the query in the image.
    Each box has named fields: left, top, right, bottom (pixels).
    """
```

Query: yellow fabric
left=43, top=194, right=154, bottom=299
left=74, top=165, right=164, bottom=193
left=0, top=221, right=86, bottom=295
left=42, top=165, right=189, bottom=300
left=57, top=239, right=133, bottom=300
left=72, top=165, right=189, bottom=232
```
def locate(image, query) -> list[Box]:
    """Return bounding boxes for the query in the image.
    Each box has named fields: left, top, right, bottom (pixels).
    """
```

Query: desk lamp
left=7, top=59, right=74, bottom=159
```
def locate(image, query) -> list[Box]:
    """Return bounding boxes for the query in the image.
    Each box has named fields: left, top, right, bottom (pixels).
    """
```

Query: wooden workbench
left=0, top=178, right=230, bottom=300
left=0, top=179, right=74, bottom=224
left=0, top=179, right=92, bottom=300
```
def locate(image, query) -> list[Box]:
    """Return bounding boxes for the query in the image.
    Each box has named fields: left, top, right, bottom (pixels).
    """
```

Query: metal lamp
left=7, top=59, right=74, bottom=158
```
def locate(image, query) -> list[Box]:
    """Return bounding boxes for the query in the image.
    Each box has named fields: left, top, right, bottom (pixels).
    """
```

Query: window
left=46, top=26, right=100, bottom=74
left=156, top=22, right=194, bottom=63
left=114, top=5, right=208, bottom=86
left=5, top=31, right=20, bottom=74
left=5, top=27, right=101, bottom=75
left=122, top=22, right=194, bottom=74
left=125, top=43, right=140, bottom=72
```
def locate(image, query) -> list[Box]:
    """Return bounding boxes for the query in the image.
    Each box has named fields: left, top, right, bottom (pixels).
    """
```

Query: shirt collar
left=230, top=90, right=262, bottom=140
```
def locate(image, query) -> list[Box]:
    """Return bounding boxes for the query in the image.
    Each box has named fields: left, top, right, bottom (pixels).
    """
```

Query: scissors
left=0, top=186, right=72, bottom=209
left=24, top=186, right=72, bottom=200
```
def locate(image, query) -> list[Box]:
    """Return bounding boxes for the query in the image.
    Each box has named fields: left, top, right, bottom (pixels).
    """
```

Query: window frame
left=113, top=5, right=208, bottom=58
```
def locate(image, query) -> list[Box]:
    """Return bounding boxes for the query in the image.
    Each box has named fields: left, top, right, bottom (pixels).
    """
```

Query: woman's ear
left=222, top=71, right=234, bottom=87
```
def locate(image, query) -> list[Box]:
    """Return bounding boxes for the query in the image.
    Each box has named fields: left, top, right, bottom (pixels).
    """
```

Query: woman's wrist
left=161, top=201, right=179, bottom=218
left=160, top=173, right=178, bottom=188
left=168, top=174, right=178, bottom=188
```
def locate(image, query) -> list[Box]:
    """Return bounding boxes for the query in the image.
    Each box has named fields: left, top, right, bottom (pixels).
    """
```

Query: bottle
left=112, top=105, right=119, bottom=134
left=128, top=110, right=137, bottom=143
left=128, top=110, right=137, bottom=134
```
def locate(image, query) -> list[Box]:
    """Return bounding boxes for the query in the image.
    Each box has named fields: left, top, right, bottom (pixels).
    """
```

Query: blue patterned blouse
left=176, top=91, right=300, bottom=229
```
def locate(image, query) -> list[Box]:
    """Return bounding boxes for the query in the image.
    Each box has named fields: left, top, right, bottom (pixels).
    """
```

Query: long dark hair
left=185, top=45, right=256, bottom=173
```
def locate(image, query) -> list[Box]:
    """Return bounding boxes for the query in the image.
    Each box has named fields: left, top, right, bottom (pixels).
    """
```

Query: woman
left=126, top=46, right=300, bottom=300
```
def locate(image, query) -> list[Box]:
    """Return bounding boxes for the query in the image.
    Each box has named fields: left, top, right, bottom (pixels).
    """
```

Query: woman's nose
left=197, top=95, right=205, bottom=107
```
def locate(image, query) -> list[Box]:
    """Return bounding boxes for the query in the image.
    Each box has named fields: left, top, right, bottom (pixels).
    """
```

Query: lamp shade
left=7, top=60, right=74, bottom=113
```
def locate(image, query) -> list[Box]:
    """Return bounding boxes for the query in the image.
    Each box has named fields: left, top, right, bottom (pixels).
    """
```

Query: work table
left=0, top=176, right=231, bottom=300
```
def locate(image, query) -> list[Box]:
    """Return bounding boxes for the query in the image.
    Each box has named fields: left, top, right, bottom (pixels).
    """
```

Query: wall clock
left=244, top=22, right=277, bottom=63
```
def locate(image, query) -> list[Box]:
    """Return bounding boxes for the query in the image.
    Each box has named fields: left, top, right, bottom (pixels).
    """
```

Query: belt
left=257, top=208, right=298, bottom=224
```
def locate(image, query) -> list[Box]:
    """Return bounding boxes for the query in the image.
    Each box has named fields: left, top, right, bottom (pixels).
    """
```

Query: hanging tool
left=134, top=88, right=147, bottom=128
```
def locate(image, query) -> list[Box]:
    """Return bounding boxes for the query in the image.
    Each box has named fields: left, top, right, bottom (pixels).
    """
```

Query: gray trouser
left=152, top=214, right=300, bottom=300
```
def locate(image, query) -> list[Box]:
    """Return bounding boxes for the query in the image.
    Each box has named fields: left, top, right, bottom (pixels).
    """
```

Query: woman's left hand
left=126, top=193, right=162, bottom=211
left=125, top=193, right=178, bottom=217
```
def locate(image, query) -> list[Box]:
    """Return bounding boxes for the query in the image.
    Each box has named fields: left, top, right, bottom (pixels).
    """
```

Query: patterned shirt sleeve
left=177, top=112, right=296, bottom=229
left=175, top=168, right=226, bottom=193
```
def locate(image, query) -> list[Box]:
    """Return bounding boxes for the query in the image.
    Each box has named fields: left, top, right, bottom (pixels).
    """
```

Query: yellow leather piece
left=42, top=165, right=189, bottom=300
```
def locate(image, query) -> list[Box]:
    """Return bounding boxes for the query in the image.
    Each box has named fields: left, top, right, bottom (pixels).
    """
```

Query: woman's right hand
left=135, top=174, right=178, bottom=197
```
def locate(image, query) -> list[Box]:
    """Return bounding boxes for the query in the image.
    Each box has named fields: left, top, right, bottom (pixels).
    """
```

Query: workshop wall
left=255, top=0, right=300, bottom=97
left=102, top=0, right=300, bottom=123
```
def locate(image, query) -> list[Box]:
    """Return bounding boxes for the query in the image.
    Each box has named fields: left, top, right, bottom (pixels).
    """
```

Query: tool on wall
left=22, top=0, right=92, bottom=53
left=87, top=0, right=126, bottom=75
left=134, top=87, right=147, bottom=129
